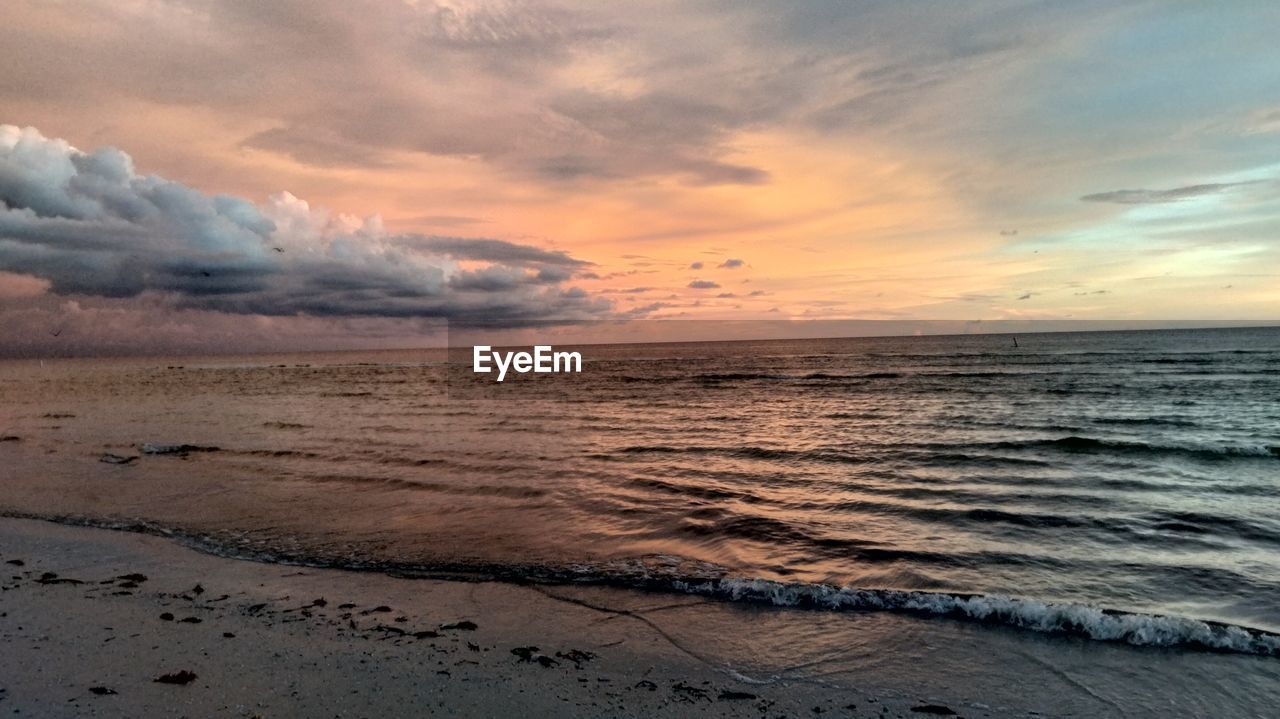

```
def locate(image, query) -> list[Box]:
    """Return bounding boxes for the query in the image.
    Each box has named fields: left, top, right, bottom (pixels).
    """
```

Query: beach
left=6, top=2, right=1280, bottom=713
left=4, top=516, right=1279, bottom=718
left=1, top=516, right=960, bottom=718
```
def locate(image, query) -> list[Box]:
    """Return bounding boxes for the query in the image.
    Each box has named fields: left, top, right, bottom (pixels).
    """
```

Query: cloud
left=619, top=301, right=672, bottom=318
left=718, top=258, right=746, bottom=268
left=715, top=292, right=736, bottom=298
left=0, top=0, right=772, bottom=185
left=0, top=125, right=608, bottom=331
left=392, top=236, right=588, bottom=268
left=0, top=270, right=50, bottom=298
left=0, top=293, right=456, bottom=357
left=687, top=279, right=720, bottom=289
left=402, top=215, right=485, bottom=228
left=1239, top=107, right=1280, bottom=136
left=3, top=0, right=1084, bottom=190
left=689, top=261, right=704, bottom=270
left=1080, top=182, right=1258, bottom=205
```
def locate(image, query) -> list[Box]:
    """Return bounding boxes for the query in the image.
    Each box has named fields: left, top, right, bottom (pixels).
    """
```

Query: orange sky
left=2, top=1, right=1279, bottom=354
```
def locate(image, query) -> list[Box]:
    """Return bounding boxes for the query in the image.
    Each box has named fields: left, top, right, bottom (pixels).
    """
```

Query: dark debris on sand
left=911, top=704, right=959, bottom=715
left=99, top=453, right=138, bottom=465
left=671, top=681, right=712, bottom=703
left=36, top=572, right=84, bottom=585
left=555, top=649, right=596, bottom=667
left=511, top=646, right=558, bottom=667
left=88, top=686, right=118, bottom=696
left=154, top=670, right=198, bottom=685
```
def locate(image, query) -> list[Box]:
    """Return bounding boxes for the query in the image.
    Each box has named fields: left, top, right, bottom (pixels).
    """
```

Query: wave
left=1091, top=417, right=1198, bottom=428
left=671, top=578, right=1280, bottom=656
left=5, top=511, right=1279, bottom=657
left=976, top=436, right=1280, bottom=461
left=609, top=437, right=1280, bottom=467
left=261, top=421, right=310, bottom=430
left=1143, top=510, right=1280, bottom=544
left=691, top=371, right=901, bottom=383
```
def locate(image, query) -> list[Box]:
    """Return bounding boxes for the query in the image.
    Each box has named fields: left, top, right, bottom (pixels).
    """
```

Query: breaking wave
left=673, top=578, right=1280, bottom=656
left=5, top=511, right=1280, bottom=658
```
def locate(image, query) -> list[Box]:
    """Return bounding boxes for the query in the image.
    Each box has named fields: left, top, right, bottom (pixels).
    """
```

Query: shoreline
left=3, top=517, right=1279, bottom=717
left=7, top=509, right=1279, bottom=656
left=0, top=517, right=966, bottom=718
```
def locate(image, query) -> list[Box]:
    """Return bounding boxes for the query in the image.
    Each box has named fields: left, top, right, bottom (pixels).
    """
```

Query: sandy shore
left=0, top=517, right=967, bottom=718
left=3, top=517, right=1278, bottom=718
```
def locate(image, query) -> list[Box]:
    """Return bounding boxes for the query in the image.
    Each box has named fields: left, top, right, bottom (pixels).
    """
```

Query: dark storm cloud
left=0, top=126, right=608, bottom=326
left=1080, top=182, right=1258, bottom=205
left=393, top=236, right=589, bottom=267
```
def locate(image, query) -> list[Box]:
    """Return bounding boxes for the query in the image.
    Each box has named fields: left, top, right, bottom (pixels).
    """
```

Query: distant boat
left=1013, top=336, right=1019, bottom=348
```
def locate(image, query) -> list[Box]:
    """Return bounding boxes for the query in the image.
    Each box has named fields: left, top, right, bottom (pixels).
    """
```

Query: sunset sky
left=2, top=1, right=1279, bottom=354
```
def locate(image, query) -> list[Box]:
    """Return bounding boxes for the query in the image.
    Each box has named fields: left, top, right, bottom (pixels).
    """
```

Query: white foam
left=671, top=578, right=1280, bottom=656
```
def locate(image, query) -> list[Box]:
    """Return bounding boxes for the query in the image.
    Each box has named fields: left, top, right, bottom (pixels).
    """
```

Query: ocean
left=3, top=326, right=1279, bottom=656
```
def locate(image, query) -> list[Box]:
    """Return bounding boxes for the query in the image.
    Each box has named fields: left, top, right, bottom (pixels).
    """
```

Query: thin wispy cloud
left=1080, top=182, right=1260, bottom=205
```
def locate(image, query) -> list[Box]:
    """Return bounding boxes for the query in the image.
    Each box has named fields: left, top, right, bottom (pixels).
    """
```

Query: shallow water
left=2, top=326, right=1278, bottom=653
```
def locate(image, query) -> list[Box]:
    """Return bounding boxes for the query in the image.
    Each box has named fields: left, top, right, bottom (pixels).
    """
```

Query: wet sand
left=0, top=517, right=972, bottom=718
left=2, top=517, right=1277, bottom=718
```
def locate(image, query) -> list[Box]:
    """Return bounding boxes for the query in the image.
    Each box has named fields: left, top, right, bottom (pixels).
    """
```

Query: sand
left=0, top=518, right=964, bottom=718
left=3, top=517, right=1278, bottom=718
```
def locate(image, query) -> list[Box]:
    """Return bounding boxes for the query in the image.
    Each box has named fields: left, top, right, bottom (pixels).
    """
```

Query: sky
left=2, top=0, right=1279, bottom=355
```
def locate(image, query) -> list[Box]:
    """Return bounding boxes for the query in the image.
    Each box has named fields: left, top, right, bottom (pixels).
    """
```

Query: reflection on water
left=2, top=327, right=1279, bottom=647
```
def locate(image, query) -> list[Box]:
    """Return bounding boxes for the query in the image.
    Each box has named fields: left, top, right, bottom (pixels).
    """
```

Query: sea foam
left=671, top=578, right=1280, bottom=656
